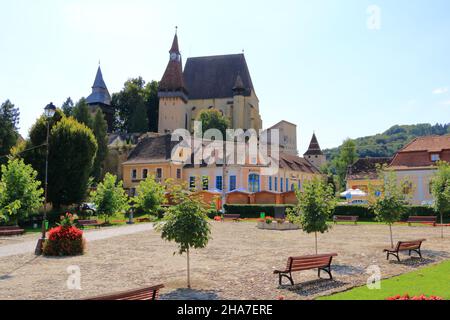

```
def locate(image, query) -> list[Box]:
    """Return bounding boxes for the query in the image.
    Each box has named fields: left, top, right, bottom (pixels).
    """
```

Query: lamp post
left=35, top=102, right=56, bottom=255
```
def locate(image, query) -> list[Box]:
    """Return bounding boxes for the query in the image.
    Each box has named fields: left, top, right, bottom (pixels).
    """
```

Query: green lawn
left=319, top=260, right=450, bottom=300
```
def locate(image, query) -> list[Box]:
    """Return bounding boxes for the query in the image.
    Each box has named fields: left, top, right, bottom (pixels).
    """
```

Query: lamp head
left=44, top=102, right=56, bottom=119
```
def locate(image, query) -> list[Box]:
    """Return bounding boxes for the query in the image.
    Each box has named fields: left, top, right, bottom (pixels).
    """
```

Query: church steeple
left=304, top=133, right=327, bottom=169
left=86, top=65, right=114, bottom=132
left=158, top=29, right=188, bottom=100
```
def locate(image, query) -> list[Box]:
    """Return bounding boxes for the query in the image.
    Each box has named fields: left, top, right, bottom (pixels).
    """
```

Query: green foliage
left=61, top=97, right=74, bottom=117
left=0, top=159, right=44, bottom=225
left=112, top=77, right=159, bottom=133
left=292, top=178, right=337, bottom=234
left=0, top=100, right=20, bottom=167
left=224, top=205, right=295, bottom=219
left=431, top=161, right=450, bottom=238
left=91, top=110, right=108, bottom=182
left=431, top=162, right=450, bottom=215
left=332, top=139, right=357, bottom=190
left=325, top=123, right=450, bottom=160
left=369, top=169, right=409, bottom=247
left=197, top=109, right=231, bottom=137
left=133, top=176, right=167, bottom=215
left=47, top=117, right=98, bottom=207
left=156, top=187, right=211, bottom=288
left=73, top=98, right=93, bottom=128
left=22, top=109, right=65, bottom=184
left=91, top=173, right=129, bottom=223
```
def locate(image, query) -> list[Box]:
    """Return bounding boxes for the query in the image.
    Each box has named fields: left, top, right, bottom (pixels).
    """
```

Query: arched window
left=248, top=174, right=260, bottom=193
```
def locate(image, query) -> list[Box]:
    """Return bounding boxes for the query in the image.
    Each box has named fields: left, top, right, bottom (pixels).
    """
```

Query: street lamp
left=35, top=102, right=56, bottom=255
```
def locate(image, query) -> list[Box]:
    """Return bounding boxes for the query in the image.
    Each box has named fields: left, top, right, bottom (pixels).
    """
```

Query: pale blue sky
left=1, top=0, right=449, bottom=154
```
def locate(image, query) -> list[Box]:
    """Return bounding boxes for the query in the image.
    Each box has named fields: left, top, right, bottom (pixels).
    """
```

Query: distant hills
left=324, top=123, right=450, bottom=160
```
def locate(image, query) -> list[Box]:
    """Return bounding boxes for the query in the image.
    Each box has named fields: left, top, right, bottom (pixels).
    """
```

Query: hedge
left=224, top=204, right=450, bottom=221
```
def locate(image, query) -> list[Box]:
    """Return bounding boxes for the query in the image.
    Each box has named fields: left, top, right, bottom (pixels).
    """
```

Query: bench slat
left=86, top=284, right=164, bottom=301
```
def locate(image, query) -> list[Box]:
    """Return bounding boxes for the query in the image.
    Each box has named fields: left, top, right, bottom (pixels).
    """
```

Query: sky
left=0, top=0, right=449, bottom=154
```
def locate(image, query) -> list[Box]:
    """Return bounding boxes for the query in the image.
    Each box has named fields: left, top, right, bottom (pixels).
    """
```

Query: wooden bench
left=0, top=226, right=25, bottom=236
left=222, top=214, right=241, bottom=222
left=78, top=220, right=102, bottom=229
left=384, top=239, right=426, bottom=262
left=407, top=216, right=437, bottom=227
left=274, top=253, right=338, bottom=286
left=333, top=215, right=359, bottom=225
left=86, top=284, right=164, bottom=300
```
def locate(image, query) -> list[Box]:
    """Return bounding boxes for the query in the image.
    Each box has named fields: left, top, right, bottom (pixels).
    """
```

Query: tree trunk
left=441, top=211, right=444, bottom=239
left=389, top=224, right=394, bottom=248
left=315, top=232, right=318, bottom=255
left=187, top=247, right=191, bottom=289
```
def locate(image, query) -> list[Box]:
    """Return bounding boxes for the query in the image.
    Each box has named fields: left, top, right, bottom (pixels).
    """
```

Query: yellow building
left=122, top=134, right=321, bottom=197
left=346, top=157, right=392, bottom=197
left=158, top=31, right=263, bottom=134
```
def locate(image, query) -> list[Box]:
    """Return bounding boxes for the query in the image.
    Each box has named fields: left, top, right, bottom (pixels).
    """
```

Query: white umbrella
left=340, top=189, right=368, bottom=198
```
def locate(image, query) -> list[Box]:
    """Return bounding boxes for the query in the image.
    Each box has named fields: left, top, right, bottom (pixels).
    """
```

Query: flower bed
left=43, top=213, right=85, bottom=256
left=257, top=219, right=299, bottom=231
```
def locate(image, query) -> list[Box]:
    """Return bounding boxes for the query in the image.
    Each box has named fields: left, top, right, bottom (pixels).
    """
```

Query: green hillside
left=324, top=123, right=450, bottom=161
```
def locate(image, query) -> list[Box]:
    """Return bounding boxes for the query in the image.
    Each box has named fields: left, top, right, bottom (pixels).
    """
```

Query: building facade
left=158, top=32, right=263, bottom=134
left=346, top=157, right=392, bottom=195
left=389, top=135, right=450, bottom=205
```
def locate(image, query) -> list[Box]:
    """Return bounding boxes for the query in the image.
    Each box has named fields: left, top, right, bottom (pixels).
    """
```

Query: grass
left=318, top=260, right=450, bottom=300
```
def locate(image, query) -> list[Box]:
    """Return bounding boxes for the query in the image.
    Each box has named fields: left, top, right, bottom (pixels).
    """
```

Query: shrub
left=43, top=225, right=85, bottom=256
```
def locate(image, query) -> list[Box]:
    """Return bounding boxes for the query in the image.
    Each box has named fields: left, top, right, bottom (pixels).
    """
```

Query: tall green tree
left=431, top=161, right=450, bottom=239
left=290, top=177, right=336, bottom=254
left=0, top=159, right=44, bottom=225
left=61, top=97, right=74, bottom=117
left=145, top=80, right=160, bottom=133
left=91, top=173, right=129, bottom=223
left=369, top=168, right=408, bottom=248
left=0, top=100, right=20, bottom=167
left=134, top=176, right=167, bottom=215
left=22, top=109, right=65, bottom=184
left=112, top=77, right=149, bottom=133
left=47, top=117, right=98, bottom=208
left=333, top=138, right=358, bottom=190
left=92, top=110, right=108, bottom=182
left=157, top=189, right=211, bottom=289
left=73, top=98, right=93, bottom=129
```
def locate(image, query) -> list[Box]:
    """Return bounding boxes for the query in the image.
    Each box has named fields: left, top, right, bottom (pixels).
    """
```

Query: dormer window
left=431, top=154, right=440, bottom=162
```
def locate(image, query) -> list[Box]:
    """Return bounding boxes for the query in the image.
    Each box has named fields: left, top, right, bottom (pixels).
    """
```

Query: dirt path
left=0, top=222, right=448, bottom=300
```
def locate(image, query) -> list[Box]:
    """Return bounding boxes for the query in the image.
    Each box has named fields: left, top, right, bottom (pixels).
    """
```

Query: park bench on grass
left=407, top=216, right=437, bottom=227
left=78, top=220, right=102, bottom=229
left=86, top=284, right=165, bottom=300
left=384, top=239, right=426, bottom=262
left=222, top=214, right=241, bottom=222
left=274, top=253, right=338, bottom=286
left=0, top=226, right=25, bottom=236
left=333, top=215, right=359, bottom=225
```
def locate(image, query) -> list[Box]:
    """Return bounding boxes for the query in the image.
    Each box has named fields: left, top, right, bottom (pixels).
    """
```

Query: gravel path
left=0, top=222, right=448, bottom=300
left=0, top=224, right=154, bottom=258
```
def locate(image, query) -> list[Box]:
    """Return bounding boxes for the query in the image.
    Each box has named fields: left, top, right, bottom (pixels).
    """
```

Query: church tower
left=232, top=74, right=246, bottom=129
left=86, top=65, right=114, bottom=132
left=158, top=30, right=189, bottom=134
left=304, top=133, right=327, bottom=169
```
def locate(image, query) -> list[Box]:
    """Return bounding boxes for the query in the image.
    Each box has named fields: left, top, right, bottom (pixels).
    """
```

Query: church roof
left=183, top=54, right=254, bottom=100
left=86, top=66, right=111, bottom=106
left=304, top=133, right=324, bottom=156
left=159, top=34, right=188, bottom=96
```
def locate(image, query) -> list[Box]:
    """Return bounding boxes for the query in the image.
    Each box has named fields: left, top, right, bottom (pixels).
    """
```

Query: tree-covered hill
left=324, top=123, right=450, bottom=161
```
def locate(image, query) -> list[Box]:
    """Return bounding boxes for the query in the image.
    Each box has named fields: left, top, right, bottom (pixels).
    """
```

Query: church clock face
left=170, top=53, right=179, bottom=61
